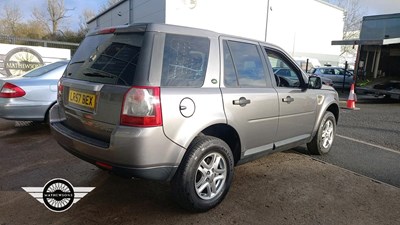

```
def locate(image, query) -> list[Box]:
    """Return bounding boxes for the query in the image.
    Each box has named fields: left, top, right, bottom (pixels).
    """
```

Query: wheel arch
left=308, top=102, right=339, bottom=143
left=326, top=103, right=339, bottom=123
left=198, top=124, right=242, bottom=165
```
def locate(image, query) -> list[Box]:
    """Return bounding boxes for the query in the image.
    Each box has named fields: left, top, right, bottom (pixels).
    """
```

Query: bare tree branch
left=327, top=0, right=366, bottom=55
left=0, top=5, right=22, bottom=36
left=32, top=0, right=75, bottom=36
left=79, top=9, right=96, bottom=32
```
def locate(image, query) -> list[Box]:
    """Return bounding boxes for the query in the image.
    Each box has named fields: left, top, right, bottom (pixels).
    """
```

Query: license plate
left=68, top=89, right=96, bottom=109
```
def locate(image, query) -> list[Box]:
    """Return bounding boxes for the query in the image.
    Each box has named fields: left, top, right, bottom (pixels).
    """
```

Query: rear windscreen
left=66, top=33, right=144, bottom=86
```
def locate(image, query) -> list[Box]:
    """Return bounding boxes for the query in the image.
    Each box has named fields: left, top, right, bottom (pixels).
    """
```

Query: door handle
left=282, top=96, right=294, bottom=103
left=233, top=97, right=251, bottom=107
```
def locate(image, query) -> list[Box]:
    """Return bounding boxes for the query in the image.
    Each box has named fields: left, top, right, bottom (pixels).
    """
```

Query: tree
left=79, top=9, right=96, bottom=32
left=0, top=5, right=22, bottom=36
left=16, top=21, right=48, bottom=39
left=326, top=0, right=366, bottom=55
left=32, top=0, right=74, bottom=36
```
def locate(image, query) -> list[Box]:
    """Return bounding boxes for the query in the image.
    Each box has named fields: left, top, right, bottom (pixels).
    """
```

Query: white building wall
left=165, top=0, right=269, bottom=41
left=88, top=0, right=343, bottom=65
left=165, top=0, right=343, bottom=64
left=267, top=0, right=344, bottom=64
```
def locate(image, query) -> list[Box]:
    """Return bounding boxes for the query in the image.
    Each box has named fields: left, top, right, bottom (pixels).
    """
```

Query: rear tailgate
left=60, top=79, right=130, bottom=143
left=58, top=29, right=146, bottom=144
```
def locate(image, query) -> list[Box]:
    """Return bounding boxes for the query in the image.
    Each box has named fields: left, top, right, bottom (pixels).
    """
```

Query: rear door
left=262, top=47, right=317, bottom=148
left=220, top=38, right=279, bottom=157
left=156, top=33, right=227, bottom=148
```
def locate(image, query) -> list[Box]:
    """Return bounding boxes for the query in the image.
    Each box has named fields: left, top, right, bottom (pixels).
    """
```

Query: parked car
left=310, top=67, right=354, bottom=88
left=0, top=60, right=68, bottom=122
left=271, top=68, right=333, bottom=87
left=308, top=74, right=334, bottom=86
left=50, top=24, right=339, bottom=212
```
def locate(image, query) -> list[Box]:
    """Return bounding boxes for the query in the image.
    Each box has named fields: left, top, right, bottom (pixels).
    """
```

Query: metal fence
left=0, top=35, right=79, bottom=55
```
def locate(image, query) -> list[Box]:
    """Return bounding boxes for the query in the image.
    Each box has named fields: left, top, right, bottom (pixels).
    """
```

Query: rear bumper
left=0, top=98, right=51, bottom=121
left=49, top=103, right=185, bottom=181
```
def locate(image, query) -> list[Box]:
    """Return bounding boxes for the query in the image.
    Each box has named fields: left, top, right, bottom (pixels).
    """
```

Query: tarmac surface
left=0, top=119, right=399, bottom=225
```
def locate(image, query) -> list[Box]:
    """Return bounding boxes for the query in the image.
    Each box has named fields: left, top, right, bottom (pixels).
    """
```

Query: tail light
left=57, top=80, right=63, bottom=102
left=97, top=28, right=116, bottom=35
left=120, top=86, right=162, bottom=127
left=0, top=82, right=26, bottom=98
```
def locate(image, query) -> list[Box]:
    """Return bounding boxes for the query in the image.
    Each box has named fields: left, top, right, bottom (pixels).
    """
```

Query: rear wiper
left=69, top=60, right=85, bottom=65
left=83, top=72, right=115, bottom=78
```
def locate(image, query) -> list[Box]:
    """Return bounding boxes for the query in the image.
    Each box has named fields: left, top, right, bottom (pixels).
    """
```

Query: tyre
left=171, top=136, right=234, bottom=212
left=307, top=111, right=336, bottom=155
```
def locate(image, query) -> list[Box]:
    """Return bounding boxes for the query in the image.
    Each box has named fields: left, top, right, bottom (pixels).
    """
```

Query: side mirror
left=308, top=76, right=322, bottom=89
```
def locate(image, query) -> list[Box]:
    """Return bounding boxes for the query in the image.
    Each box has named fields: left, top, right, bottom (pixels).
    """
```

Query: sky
left=0, top=0, right=399, bottom=31
left=359, top=0, right=400, bottom=16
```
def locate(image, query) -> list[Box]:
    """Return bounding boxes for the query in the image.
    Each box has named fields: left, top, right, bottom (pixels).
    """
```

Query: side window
left=265, top=49, right=302, bottom=88
left=334, top=69, right=344, bottom=75
left=223, top=40, right=267, bottom=88
left=161, top=34, right=210, bottom=87
left=325, top=69, right=335, bottom=75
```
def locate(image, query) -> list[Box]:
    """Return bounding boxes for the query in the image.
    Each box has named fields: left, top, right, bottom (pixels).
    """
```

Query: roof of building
left=87, top=0, right=128, bottom=24
left=363, top=13, right=400, bottom=21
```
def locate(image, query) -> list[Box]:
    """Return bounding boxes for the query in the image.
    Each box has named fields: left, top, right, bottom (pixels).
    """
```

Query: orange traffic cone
left=346, top=83, right=359, bottom=110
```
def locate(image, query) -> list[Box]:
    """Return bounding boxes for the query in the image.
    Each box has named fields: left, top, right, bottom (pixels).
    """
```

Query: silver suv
left=50, top=24, right=339, bottom=212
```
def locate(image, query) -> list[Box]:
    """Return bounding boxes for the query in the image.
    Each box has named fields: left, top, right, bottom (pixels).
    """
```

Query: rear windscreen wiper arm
left=69, top=60, right=85, bottom=65
left=83, top=72, right=115, bottom=78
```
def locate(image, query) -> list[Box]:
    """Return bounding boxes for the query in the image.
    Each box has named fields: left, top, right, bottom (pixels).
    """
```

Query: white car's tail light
left=120, top=86, right=162, bottom=127
left=0, top=82, right=26, bottom=98
left=57, top=80, right=63, bottom=102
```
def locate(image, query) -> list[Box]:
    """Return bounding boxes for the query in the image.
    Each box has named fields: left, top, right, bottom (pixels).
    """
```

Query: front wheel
left=307, top=111, right=336, bottom=155
left=171, top=136, right=234, bottom=212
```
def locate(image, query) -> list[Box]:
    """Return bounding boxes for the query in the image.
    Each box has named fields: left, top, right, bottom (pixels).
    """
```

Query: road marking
left=337, top=134, right=400, bottom=155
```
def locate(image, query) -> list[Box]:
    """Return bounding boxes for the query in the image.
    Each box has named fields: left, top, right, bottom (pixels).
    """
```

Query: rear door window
left=161, top=34, right=210, bottom=87
left=223, top=40, right=267, bottom=88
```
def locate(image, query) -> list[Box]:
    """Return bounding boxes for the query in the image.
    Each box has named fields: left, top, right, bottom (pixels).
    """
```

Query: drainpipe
left=373, top=48, right=381, bottom=79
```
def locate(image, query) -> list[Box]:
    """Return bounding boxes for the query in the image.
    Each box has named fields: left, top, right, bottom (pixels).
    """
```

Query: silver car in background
left=310, top=66, right=354, bottom=88
left=0, top=60, right=68, bottom=122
